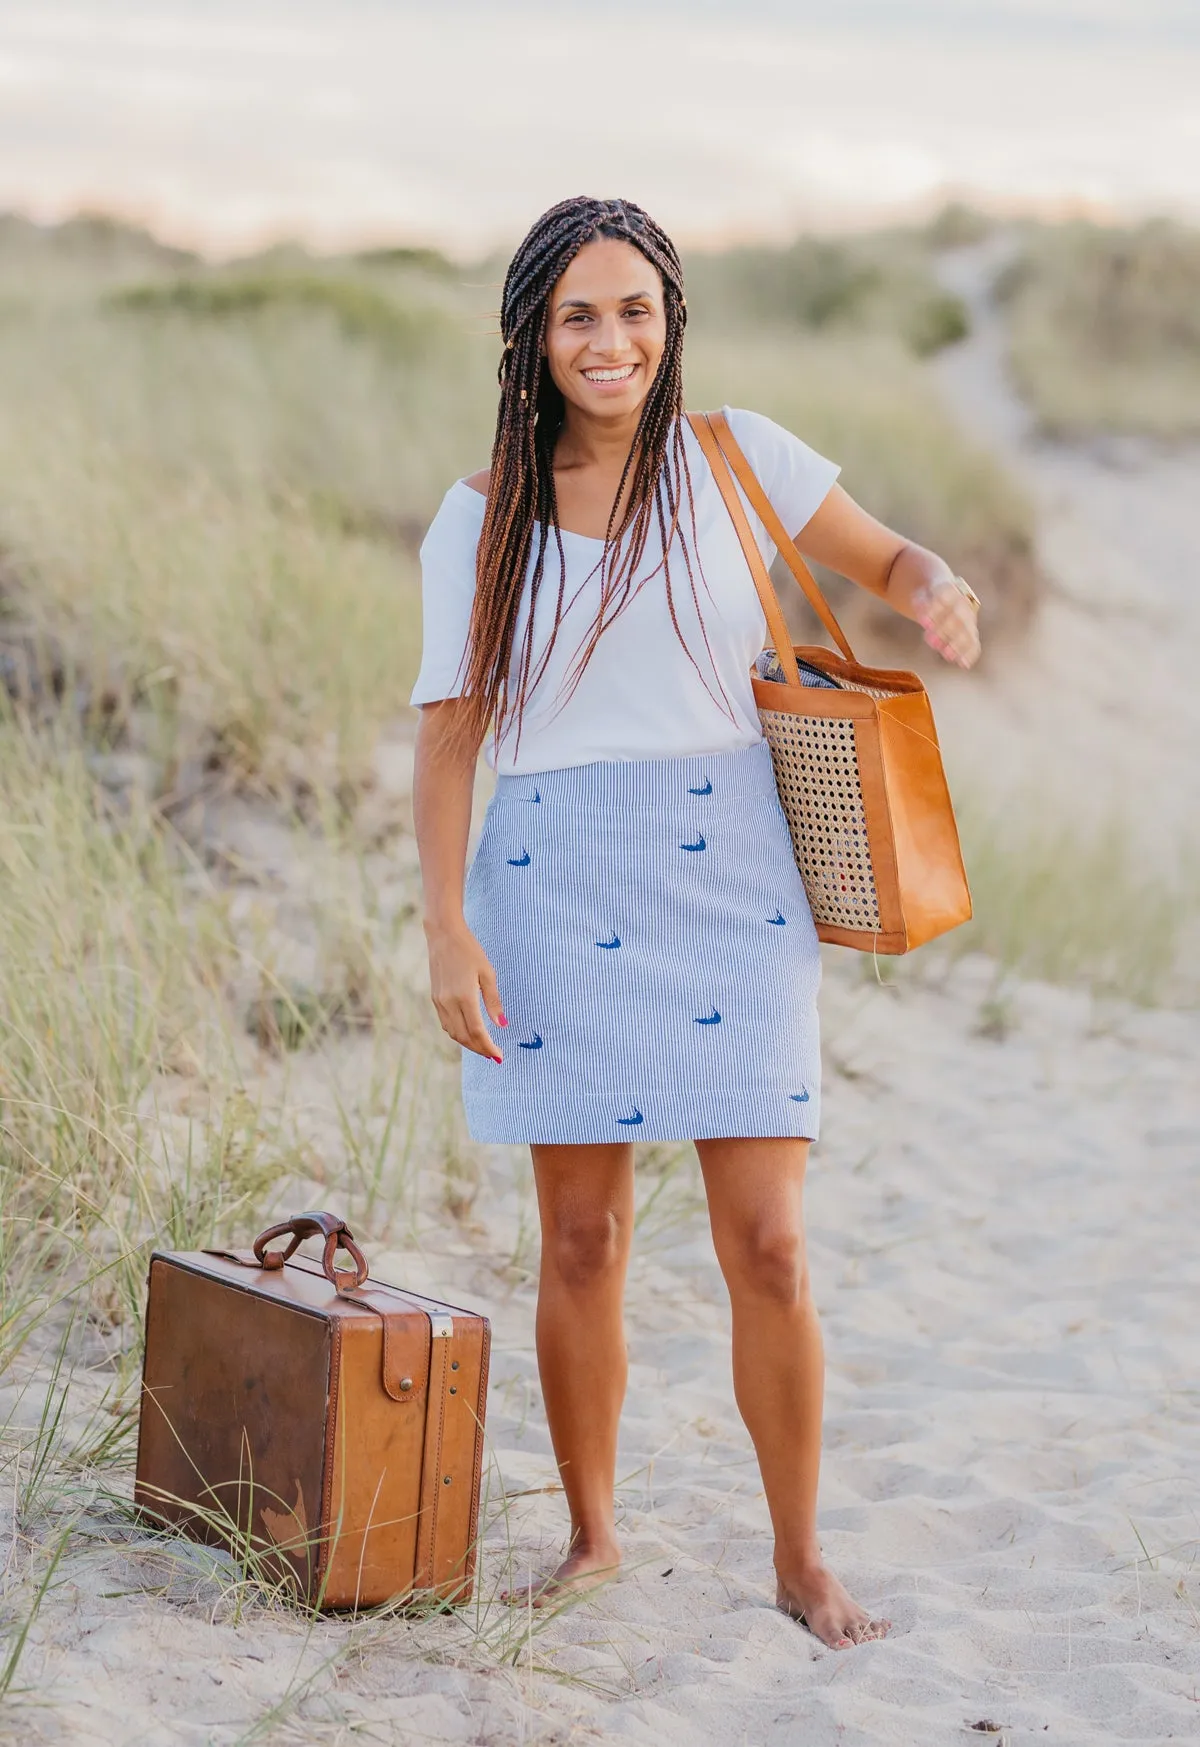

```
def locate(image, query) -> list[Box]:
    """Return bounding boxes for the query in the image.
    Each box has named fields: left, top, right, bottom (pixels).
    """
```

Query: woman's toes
left=777, top=1572, right=892, bottom=1649
left=847, top=1616, right=891, bottom=1644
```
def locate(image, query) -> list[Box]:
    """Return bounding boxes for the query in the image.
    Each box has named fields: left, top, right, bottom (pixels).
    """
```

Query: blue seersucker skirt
left=462, top=741, right=821, bottom=1146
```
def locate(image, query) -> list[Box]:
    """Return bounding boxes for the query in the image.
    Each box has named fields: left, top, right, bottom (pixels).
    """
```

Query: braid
left=459, top=195, right=730, bottom=751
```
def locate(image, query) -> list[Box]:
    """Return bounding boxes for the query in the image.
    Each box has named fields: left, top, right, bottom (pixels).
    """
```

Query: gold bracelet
left=950, top=574, right=981, bottom=612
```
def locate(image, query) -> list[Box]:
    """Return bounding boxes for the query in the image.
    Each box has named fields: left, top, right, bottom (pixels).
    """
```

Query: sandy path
left=923, top=238, right=1200, bottom=862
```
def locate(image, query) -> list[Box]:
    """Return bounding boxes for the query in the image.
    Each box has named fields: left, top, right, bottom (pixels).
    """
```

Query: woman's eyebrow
left=555, top=290, right=656, bottom=311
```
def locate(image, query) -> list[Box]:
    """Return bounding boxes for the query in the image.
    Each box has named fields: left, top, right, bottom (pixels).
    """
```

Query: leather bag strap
left=687, top=410, right=857, bottom=666
left=688, top=411, right=803, bottom=687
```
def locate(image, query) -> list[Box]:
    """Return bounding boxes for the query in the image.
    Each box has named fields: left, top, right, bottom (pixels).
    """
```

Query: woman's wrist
left=884, top=544, right=954, bottom=622
left=423, top=908, right=471, bottom=943
left=886, top=544, right=981, bottom=668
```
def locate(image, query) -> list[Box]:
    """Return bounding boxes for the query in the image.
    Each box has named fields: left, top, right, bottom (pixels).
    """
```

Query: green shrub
left=106, top=272, right=441, bottom=358
left=999, top=220, right=1200, bottom=436
left=684, top=233, right=969, bottom=356
left=922, top=202, right=995, bottom=249
left=352, top=243, right=460, bottom=278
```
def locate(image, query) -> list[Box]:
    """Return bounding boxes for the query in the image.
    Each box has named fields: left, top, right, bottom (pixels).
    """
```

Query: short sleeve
left=721, top=406, right=840, bottom=549
left=409, top=484, right=485, bottom=706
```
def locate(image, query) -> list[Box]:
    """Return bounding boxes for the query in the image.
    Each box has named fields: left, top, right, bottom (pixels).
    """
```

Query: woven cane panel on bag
left=760, top=708, right=881, bottom=931
left=846, top=679, right=904, bottom=701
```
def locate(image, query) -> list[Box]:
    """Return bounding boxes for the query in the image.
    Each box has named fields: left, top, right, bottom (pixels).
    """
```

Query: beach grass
left=953, top=804, right=1198, bottom=1006
left=0, top=308, right=438, bottom=795
left=0, top=722, right=265, bottom=1373
left=0, top=237, right=1039, bottom=790
left=998, top=219, right=1200, bottom=438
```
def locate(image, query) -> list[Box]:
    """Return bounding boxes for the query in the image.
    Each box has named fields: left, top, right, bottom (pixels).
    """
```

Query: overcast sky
left=2, top=1, right=1198, bottom=253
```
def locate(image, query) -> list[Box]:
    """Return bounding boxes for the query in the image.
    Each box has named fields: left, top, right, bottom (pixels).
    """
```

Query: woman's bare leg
left=695, top=1135, right=890, bottom=1648
left=506, top=1140, right=634, bottom=1602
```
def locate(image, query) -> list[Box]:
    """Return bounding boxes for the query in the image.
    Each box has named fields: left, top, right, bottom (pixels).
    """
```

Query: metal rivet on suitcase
left=449, top=1385, right=457, bottom=1395
left=451, top=1361, right=459, bottom=1371
left=443, top=1475, right=452, bottom=1485
left=400, top=1377, right=413, bottom=1391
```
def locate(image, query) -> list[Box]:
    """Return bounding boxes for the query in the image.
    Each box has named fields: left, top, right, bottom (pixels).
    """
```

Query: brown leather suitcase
left=134, top=1212, right=490, bottom=1610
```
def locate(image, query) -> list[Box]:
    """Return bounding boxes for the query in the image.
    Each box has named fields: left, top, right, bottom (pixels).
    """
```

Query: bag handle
left=252, top=1210, right=369, bottom=1294
left=686, top=411, right=858, bottom=673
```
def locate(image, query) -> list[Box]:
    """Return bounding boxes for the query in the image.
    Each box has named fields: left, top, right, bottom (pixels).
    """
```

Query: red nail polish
left=498, top=1014, right=508, bottom=1027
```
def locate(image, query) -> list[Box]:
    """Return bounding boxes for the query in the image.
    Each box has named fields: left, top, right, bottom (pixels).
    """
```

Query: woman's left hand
left=910, top=574, right=982, bottom=669
left=785, top=488, right=983, bottom=671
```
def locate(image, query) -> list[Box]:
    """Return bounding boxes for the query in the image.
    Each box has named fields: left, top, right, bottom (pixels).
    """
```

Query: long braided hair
left=458, top=195, right=724, bottom=751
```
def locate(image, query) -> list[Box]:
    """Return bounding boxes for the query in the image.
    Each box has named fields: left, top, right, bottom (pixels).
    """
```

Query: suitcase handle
left=253, top=1211, right=369, bottom=1293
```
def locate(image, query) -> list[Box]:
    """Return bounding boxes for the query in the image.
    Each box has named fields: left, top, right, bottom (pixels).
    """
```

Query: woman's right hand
left=425, top=920, right=507, bottom=1063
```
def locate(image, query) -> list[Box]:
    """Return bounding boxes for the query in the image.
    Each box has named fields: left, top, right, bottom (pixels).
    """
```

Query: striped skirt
left=461, top=741, right=822, bottom=1146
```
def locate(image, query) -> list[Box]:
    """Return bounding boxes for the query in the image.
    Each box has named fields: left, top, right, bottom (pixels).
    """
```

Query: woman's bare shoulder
left=463, top=469, right=491, bottom=497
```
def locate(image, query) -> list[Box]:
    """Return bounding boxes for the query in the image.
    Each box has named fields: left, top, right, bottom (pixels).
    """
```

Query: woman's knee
left=723, top=1218, right=810, bottom=1306
left=544, top=1207, right=628, bottom=1290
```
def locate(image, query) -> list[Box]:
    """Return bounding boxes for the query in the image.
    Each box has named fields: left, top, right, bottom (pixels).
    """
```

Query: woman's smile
left=580, top=362, right=639, bottom=390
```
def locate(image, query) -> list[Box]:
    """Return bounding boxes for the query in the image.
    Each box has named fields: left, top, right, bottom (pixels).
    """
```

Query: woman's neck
left=554, top=404, right=645, bottom=475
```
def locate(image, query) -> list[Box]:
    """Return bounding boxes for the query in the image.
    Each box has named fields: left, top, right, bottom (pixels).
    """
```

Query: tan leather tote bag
left=689, top=410, right=972, bottom=954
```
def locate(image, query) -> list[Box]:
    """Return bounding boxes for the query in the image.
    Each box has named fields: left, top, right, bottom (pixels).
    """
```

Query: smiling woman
left=409, top=194, right=980, bottom=1650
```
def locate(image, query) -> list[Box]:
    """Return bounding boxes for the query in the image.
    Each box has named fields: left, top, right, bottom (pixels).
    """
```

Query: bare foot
left=776, top=1563, right=891, bottom=1649
left=502, top=1538, right=622, bottom=1608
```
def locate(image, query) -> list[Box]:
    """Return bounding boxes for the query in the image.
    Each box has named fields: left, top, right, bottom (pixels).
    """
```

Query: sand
left=7, top=941, right=1198, bottom=1746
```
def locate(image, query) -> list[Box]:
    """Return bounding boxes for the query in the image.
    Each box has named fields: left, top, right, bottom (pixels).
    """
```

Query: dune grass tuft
left=0, top=722, right=256, bottom=1370
left=952, top=804, right=1198, bottom=1006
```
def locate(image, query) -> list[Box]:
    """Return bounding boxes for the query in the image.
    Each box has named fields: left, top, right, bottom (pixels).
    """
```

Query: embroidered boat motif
left=688, top=778, right=713, bottom=795
left=507, top=850, right=531, bottom=866
left=680, top=835, right=706, bottom=852
left=518, top=1033, right=544, bottom=1050
left=616, top=1107, right=644, bottom=1126
left=695, top=1009, right=722, bottom=1025
left=767, top=912, right=787, bottom=925
left=789, top=1090, right=810, bottom=1103
left=596, top=935, right=621, bottom=949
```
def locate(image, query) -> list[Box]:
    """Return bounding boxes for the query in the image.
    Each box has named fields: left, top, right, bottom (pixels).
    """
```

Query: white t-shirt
left=410, top=407, right=839, bottom=775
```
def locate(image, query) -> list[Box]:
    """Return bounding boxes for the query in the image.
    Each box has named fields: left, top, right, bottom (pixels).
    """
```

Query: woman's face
left=543, top=236, right=667, bottom=424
